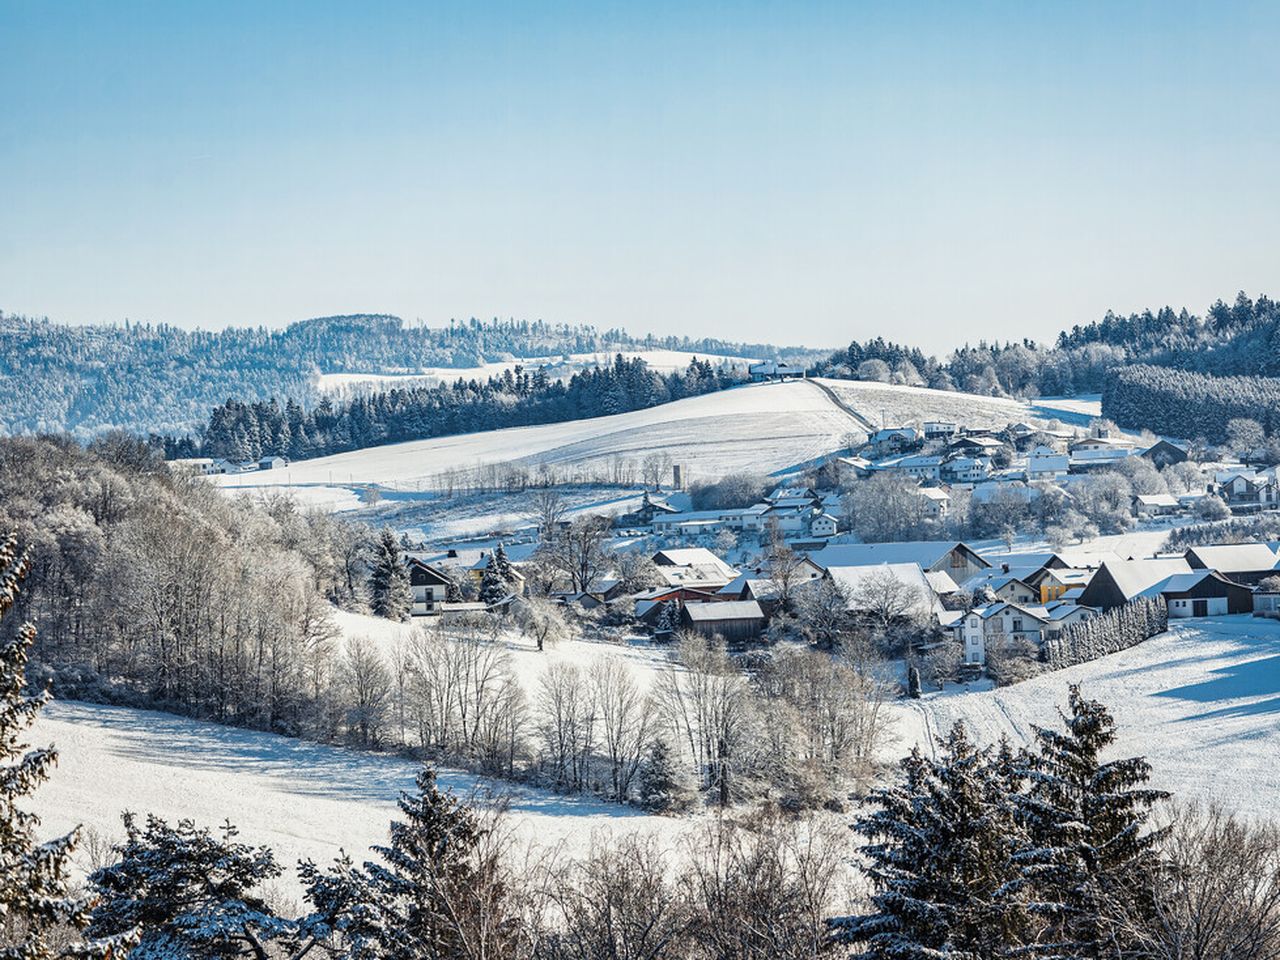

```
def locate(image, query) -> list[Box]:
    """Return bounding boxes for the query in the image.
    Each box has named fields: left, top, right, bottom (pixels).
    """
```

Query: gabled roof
left=960, top=568, right=1041, bottom=594
left=825, top=562, right=944, bottom=617
left=1095, top=558, right=1194, bottom=601
left=1135, top=493, right=1180, bottom=508
left=1184, top=543, right=1280, bottom=574
left=652, top=548, right=738, bottom=580
left=1136, top=571, right=1218, bottom=598
left=807, top=541, right=988, bottom=572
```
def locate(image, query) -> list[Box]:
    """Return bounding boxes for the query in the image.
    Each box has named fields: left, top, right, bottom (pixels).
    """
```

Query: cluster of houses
left=619, top=486, right=842, bottom=540
left=175, top=455, right=289, bottom=475
left=398, top=530, right=1280, bottom=674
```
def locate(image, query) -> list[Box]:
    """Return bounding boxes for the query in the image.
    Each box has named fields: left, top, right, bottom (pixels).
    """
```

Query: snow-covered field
left=314, top=350, right=760, bottom=397
left=217, top=379, right=862, bottom=495
left=891, top=616, right=1280, bottom=821
left=29, top=697, right=688, bottom=899
left=817, top=379, right=1061, bottom=430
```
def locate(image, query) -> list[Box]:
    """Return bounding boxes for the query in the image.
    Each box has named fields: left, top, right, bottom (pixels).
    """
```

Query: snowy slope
left=217, top=379, right=862, bottom=491
left=891, top=616, right=1280, bottom=821
left=28, top=699, right=687, bottom=897
left=816, top=378, right=1064, bottom=430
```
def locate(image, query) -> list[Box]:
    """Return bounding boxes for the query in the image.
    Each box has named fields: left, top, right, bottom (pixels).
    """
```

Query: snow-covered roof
left=1185, top=543, right=1280, bottom=574
left=806, top=541, right=986, bottom=572
left=682, top=600, right=765, bottom=622
left=1135, top=493, right=1180, bottom=508
left=652, top=548, right=738, bottom=579
left=825, top=563, right=945, bottom=617
left=924, top=569, right=960, bottom=594
left=960, top=568, right=1041, bottom=594
left=1099, top=558, right=1194, bottom=600
left=918, top=487, right=951, bottom=502
left=1137, top=571, right=1218, bottom=598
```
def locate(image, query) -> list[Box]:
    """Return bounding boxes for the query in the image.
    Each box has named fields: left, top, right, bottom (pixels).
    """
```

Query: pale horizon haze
left=3, top=1, right=1278, bottom=351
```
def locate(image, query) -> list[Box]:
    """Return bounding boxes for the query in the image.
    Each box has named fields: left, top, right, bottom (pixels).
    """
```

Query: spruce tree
left=489, top=544, right=516, bottom=586
left=364, top=766, right=518, bottom=959
left=87, top=814, right=287, bottom=957
left=478, top=566, right=508, bottom=605
left=370, top=529, right=412, bottom=621
left=0, top=535, right=123, bottom=959
left=1015, top=685, right=1168, bottom=959
left=638, top=736, right=694, bottom=813
left=830, top=723, right=1031, bottom=959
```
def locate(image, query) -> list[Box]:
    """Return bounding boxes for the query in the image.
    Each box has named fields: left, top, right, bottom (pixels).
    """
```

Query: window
left=1012, top=618, right=1023, bottom=632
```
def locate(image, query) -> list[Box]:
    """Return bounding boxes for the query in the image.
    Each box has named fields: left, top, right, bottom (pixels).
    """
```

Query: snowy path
left=890, top=617, right=1280, bottom=821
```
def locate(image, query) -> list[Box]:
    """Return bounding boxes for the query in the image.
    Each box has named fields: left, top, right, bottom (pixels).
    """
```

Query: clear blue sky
left=2, top=1, right=1277, bottom=350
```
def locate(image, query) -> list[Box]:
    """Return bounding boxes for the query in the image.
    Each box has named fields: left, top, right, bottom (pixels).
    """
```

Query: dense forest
left=166, top=354, right=742, bottom=461
left=1102, top=364, right=1280, bottom=443
left=0, top=312, right=807, bottom=438
left=813, top=290, right=1280, bottom=401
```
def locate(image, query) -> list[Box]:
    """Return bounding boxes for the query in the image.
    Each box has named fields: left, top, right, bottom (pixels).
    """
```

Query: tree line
left=164, top=354, right=742, bottom=462
left=0, top=311, right=808, bottom=439
left=811, top=290, right=1280, bottom=400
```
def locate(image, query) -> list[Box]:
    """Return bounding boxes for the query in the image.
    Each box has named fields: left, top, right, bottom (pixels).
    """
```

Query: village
left=338, top=408, right=1280, bottom=684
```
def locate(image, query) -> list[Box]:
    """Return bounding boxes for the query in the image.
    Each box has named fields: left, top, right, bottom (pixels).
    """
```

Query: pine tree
left=1015, top=685, right=1168, bottom=959
left=637, top=737, right=694, bottom=813
left=369, top=529, right=412, bottom=621
left=653, top=600, right=680, bottom=639
left=364, top=766, right=518, bottom=959
left=830, top=723, right=1032, bottom=958
left=87, top=814, right=290, bottom=958
left=479, top=566, right=507, bottom=605
left=0, top=535, right=123, bottom=959
left=489, top=544, right=516, bottom=586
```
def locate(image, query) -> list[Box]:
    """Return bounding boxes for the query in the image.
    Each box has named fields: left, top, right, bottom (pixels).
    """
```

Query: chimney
left=1001, top=563, right=1010, bottom=573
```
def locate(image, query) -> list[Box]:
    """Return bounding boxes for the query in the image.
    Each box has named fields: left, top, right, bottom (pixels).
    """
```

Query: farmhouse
left=809, top=512, right=839, bottom=538
left=680, top=600, right=766, bottom=641
left=824, top=562, right=945, bottom=620
left=1076, top=558, right=1194, bottom=610
left=1132, top=493, right=1181, bottom=517
left=1137, top=570, right=1253, bottom=617
left=259, top=455, right=289, bottom=470
left=1141, top=439, right=1189, bottom=467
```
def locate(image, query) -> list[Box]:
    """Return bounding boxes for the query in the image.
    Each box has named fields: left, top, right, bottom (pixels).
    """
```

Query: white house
left=809, top=513, right=838, bottom=538
left=1026, top=446, right=1070, bottom=481
left=941, top=456, right=991, bottom=483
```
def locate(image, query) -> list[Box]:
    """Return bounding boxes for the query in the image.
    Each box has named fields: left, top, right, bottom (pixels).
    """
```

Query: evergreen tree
left=637, top=737, right=694, bottom=813
left=1015, top=685, right=1168, bottom=959
left=364, top=766, right=518, bottom=959
left=369, top=529, right=412, bottom=621
left=478, top=566, right=508, bottom=605
left=489, top=544, right=517, bottom=586
left=87, top=814, right=289, bottom=958
left=0, top=535, right=123, bottom=959
left=830, top=723, right=1031, bottom=959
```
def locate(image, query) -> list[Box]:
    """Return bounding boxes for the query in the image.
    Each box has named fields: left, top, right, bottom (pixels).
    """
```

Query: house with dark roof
left=406, top=557, right=456, bottom=616
left=1141, top=439, right=1189, bottom=467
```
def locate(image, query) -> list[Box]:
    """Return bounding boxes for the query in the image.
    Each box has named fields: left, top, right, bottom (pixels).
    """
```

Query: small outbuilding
left=680, top=600, right=766, bottom=642
left=1138, top=570, right=1253, bottom=617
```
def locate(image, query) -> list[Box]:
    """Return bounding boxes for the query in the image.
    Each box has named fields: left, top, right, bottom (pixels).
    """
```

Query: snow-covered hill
left=218, top=379, right=863, bottom=493
left=891, top=616, right=1280, bottom=821
left=216, top=377, right=1080, bottom=503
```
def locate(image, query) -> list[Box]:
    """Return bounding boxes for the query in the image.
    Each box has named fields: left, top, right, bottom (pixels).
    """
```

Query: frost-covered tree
left=369, top=528, right=412, bottom=621
left=488, top=544, right=517, bottom=586
left=479, top=566, right=508, bottom=606
left=1015, top=686, right=1168, bottom=958
left=0, top=537, right=125, bottom=959
left=87, top=814, right=289, bottom=959
left=364, top=766, right=520, bottom=959
left=829, top=723, right=1031, bottom=957
left=637, top=736, right=695, bottom=813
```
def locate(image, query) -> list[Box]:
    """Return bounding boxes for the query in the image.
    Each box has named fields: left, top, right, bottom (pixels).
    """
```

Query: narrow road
left=803, top=377, right=878, bottom=432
